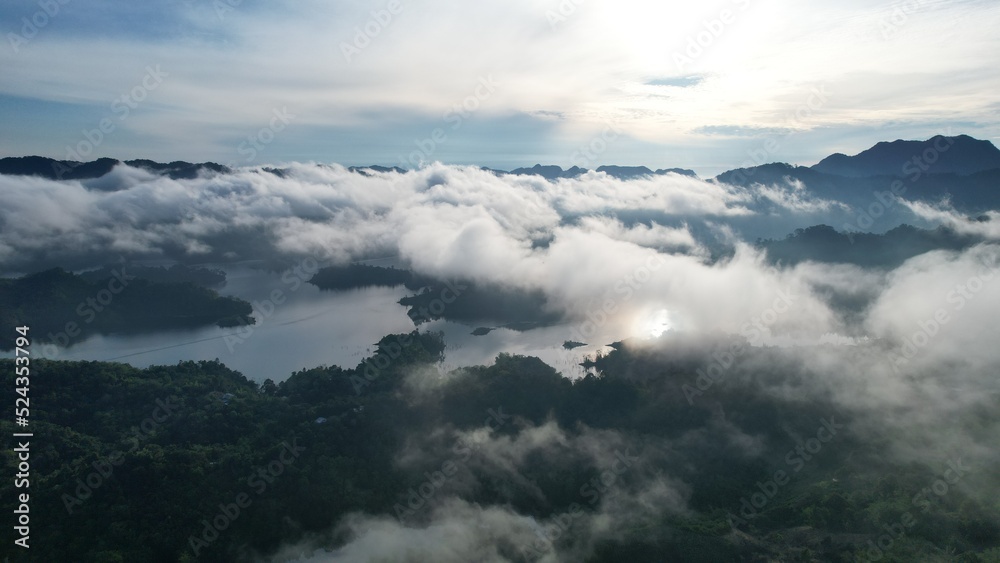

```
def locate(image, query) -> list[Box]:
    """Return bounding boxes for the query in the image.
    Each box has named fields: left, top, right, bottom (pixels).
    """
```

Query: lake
left=8, top=264, right=611, bottom=383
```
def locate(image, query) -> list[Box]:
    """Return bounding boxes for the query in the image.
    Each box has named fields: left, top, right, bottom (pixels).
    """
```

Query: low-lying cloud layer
left=4, top=163, right=999, bottom=561
left=2, top=161, right=996, bottom=349
left=0, top=162, right=873, bottom=339
left=0, top=162, right=852, bottom=271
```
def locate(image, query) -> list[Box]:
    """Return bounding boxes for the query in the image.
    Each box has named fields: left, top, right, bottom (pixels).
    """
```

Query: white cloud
left=2, top=1, right=998, bottom=163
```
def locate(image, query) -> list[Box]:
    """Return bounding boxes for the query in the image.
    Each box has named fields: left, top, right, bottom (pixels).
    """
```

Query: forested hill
left=757, top=224, right=981, bottom=267
left=2, top=332, right=998, bottom=562
left=0, top=268, right=252, bottom=351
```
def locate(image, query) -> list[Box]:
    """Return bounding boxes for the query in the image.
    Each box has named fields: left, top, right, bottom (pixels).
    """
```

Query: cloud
left=693, top=125, right=795, bottom=138
left=573, top=216, right=701, bottom=252
left=903, top=200, right=1000, bottom=240
left=281, top=419, right=691, bottom=563
left=4, top=161, right=1000, bottom=458
left=3, top=162, right=995, bottom=356
left=865, top=243, right=1000, bottom=368
left=282, top=499, right=545, bottom=563
left=3, top=1, right=1000, bottom=167
left=7, top=160, right=978, bottom=354
left=752, top=178, right=851, bottom=214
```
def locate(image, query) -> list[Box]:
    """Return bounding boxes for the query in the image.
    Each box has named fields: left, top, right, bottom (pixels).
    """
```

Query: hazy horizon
left=3, top=1, right=1000, bottom=176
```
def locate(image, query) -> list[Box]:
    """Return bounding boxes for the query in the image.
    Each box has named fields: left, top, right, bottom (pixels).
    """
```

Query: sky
left=1, top=0, right=999, bottom=175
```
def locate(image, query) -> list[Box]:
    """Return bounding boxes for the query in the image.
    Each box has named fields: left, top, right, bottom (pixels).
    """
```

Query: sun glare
left=636, top=308, right=673, bottom=339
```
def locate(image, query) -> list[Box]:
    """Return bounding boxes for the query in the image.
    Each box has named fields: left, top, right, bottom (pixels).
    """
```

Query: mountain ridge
left=2, top=135, right=998, bottom=184
left=811, top=134, right=1000, bottom=177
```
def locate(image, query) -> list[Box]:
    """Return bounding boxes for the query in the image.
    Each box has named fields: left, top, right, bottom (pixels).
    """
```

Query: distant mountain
left=0, top=156, right=121, bottom=180
left=811, top=135, right=1000, bottom=177
left=507, top=164, right=696, bottom=180
left=716, top=161, right=1000, bottom=213
left=125, top=159, right=230, bottom=179
left=716, top=162, right=830, bottom=188
left=653, top=167, right=698, bottom=177
left=0, top=134, right=995, bottom=211
left=260, top=167, right=290, bottom=178
left=0, top=156, right=230, bottom=180
left=347, top=165, right=407, bottom=176
left=596, top=165, right=697, bottom=179
left=508, top=164, right=587, bottom=179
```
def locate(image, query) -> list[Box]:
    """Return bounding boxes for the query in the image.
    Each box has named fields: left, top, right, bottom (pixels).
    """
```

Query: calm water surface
left=14, top=265, right=611, bottom=382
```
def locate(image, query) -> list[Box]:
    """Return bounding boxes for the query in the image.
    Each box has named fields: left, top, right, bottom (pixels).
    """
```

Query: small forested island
left=757, top=224, right=978, bottom=267
left=398, top=282, right=560, bottom=327
left=308, top=263, right=429, bottom=291
left=309, top=264, right=562, bottom=328
left=0, top=268, right=253, bottom=350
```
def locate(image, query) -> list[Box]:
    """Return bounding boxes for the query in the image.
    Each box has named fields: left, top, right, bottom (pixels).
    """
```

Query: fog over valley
left=2, top=1, right=1000, bottom=560
left=2, top=143, right=1000, bottom=561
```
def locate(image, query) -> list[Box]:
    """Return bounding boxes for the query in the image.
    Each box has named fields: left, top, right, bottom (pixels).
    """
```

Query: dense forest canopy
left=2, top=330, right=998, bottom=562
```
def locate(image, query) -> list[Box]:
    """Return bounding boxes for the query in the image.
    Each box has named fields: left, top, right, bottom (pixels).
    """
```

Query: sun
left=636, top=308, right=673, bottom=339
